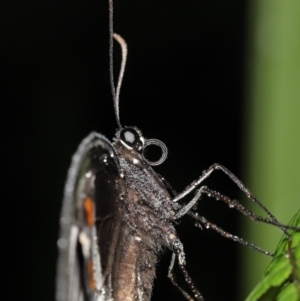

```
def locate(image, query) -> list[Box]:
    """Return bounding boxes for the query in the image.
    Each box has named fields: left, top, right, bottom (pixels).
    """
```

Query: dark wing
left=56, top=132, right=125, bottom=301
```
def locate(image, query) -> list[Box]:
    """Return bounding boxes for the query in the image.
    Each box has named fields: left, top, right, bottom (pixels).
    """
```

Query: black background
left=3, top=0, right=250, bottom=300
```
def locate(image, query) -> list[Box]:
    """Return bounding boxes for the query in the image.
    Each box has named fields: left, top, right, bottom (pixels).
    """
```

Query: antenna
left=113, top=34, right=127, bottom=128
left=108, top=0, right=127, bottom=129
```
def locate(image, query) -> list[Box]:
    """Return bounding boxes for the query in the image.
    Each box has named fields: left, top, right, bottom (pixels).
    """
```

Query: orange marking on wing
left=84, top=197, right=95, bottom=227
left=88, top=260, right=96, bottom=290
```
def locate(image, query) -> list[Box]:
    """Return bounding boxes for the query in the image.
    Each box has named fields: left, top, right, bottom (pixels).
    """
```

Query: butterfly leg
left=175, top=185, right=295, bottom=231
left=173, top=183, right=279, bottom=255
left=173, top=181, right=296, bottom=255
left=174, top=186, right=207, bottom=219
left=172, top=163, right=290, bottom=236
left=167, top=236, right=204, bottom=301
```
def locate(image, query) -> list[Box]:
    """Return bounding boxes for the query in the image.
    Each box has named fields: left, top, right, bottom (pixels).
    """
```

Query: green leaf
left=245, top=210, right=300, bottom=301
left=277, top=283, right=298, bottom=301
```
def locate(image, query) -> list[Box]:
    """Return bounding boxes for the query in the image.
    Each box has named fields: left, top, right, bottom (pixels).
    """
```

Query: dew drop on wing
left=85, top=171, right=92, bottom=178
left=57, top=238, right=67, bottom=249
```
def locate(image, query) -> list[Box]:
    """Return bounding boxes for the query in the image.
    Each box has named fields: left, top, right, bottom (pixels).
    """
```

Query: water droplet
left=205, top=224, right=210, bottom=229
left=195, top=223, right=203, bottom=230
left=145, top=260, right=151, bottom=268
left=229, top=204, right=235, bottom=208
left=133, top=158, right=140, bottom=164
left=57, top=238, right=67, bottom=249
left=85, top=171, right=92, bottom=178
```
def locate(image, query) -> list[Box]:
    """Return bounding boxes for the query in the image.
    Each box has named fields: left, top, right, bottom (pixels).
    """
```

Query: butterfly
left=56, top=2, right=299, bottom=301
left=55, top=30, right=195, bottom=300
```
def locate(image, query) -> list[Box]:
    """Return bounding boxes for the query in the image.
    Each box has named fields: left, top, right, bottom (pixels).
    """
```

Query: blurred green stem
left=241, top=0, right=300, bottom=298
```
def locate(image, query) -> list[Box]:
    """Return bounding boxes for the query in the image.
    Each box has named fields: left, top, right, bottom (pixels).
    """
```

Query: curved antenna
left=113, top=33, right=127, bottom=128
left=142, top=139, right=168, bottom=166
left=108, top=0, right=127, bottom=129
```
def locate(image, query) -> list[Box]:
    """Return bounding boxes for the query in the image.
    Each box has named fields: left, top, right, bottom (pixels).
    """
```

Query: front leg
left=174, top=186, right=207, bottom=219
left=173, top=163, right=256, bottom=202
left=172, top=163, right=289, bottom=236
left=174, top=186, right=275, bottom=256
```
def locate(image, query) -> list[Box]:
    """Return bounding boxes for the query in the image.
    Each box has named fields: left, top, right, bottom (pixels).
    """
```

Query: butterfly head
left=118, top=127, right=145, bottom=151
left=113, top=126, right=168, bottom=166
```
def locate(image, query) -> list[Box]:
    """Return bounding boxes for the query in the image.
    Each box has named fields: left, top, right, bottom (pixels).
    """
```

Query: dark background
left=3, top=0, right=250, bottom=300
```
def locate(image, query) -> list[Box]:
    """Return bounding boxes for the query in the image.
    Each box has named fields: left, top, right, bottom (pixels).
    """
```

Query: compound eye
left=120, top=128, right=143, bottom=151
